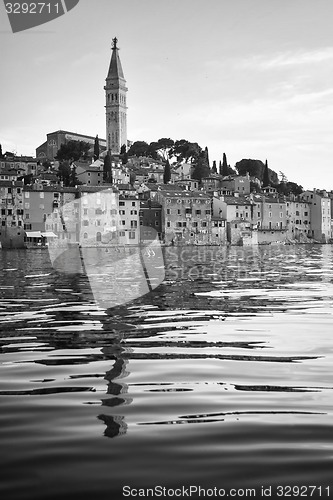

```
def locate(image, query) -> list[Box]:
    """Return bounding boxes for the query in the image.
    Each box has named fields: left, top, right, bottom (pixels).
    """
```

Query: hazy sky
left=1, top=0, right=333, bottom=189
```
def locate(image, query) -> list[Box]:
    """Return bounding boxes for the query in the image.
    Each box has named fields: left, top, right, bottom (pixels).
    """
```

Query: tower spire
left=104, top=37, right=128, bottom=155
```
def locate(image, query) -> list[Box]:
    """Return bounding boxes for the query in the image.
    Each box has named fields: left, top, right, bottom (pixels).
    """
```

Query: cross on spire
left=112, top=37, right=118, bottom=49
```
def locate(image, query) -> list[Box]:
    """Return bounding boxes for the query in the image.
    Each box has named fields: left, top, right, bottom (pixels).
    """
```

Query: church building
left=104, top=37, right=128, bottom=155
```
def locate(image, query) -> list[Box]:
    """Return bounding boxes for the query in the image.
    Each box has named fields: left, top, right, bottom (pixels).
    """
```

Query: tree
left=235, top=159, right=278, bottom=184
left=94, top=135, right=100, bottom=161
left=57, top=161, right=71, bottom=186
left=103, top=152, right=112, bottom=183
left=163, top=159, right=171, bottom=184
left=221, top=153, right=229, bottom=176
left=153, top=138, right=174, bottom=162
left=129, top=171, right=136, bottom=186
left=42, top=160, right=52, bottom=170
left=128, top=141, right=150, bottom=157
left=56, top=140, right=90, bottom=162
left=211, top=160, right=217, bottom=174
left=204, top=146, right=210, bottom=170
left=219, top=160, right=222, bottom=176
left=0, top=144, right=3, bottom=158
left=171, top=139, right=202, bottom=164
left=263, top=159, right=270, bottom=186
left=192, top=150, right=210, bottom=183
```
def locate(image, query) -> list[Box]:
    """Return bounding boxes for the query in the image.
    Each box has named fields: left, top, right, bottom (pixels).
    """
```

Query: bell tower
left=104, top=37, right=128, bottom=154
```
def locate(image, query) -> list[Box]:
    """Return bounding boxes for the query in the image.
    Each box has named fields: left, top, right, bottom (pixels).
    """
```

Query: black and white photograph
left=1, top=1, right=333, bottom=498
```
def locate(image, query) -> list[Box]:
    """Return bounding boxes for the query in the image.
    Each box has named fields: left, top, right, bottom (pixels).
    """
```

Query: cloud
left=239, top=47, right=333, bottom=70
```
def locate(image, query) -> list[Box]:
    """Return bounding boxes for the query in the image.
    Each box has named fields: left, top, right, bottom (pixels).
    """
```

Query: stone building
left=300, top=190, right=332, bottom=242
left=155, top=188, right=212, bottom=245
left=0, top=180, right=25, bottom=248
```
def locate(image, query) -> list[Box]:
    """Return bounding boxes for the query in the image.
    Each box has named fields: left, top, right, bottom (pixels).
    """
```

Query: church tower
left=104, top=37, right=128, bottom=155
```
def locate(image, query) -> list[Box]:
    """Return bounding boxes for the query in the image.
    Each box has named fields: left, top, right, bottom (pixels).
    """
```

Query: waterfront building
left=0, top=180, right=25, bottom=248
left=105, top=37, right=128, bottom=154
left=118, top=195, right=140, bottom=245
left=300, top=189, right=332, bottom=242
left=212, top=194, right=256, bottom=245
left=252, top=193, right=288, bottom=244
left=210, top=217, right=227, bottom=245
left=155, top=188, right=212, bottom=245
left=286, top=198, right=311, bottom=241
left=139, top=200, right=162, bottom=242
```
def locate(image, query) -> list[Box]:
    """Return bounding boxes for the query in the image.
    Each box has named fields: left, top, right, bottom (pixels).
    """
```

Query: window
left=96, top=220, right=101, bottom=226
left=154, top=211, right=159, bottom=217
left=95, top=208, right=102, bottom=215
left=119, top=210, right=125, bottom=215
left=96, top=232, right=102, bottom=242
left=202, top=221, right=207, bottom=227
left=280, top=212, right=283, bottom=218
left=129, top=231, right=135, bottom=239
left=7, top=209, right=12, bottom=216
left=119, top=231, right=125, bottom=237
left=84, top=208, right=88, bottom=215
left=111, top=209, right=117, bottom=215
left=257, top=212, right=260, bottom=217
left=8, top=188, right=12, bottom=194
left=25, top=203, right=30, bottom=209
left=119, top=201, right=125, bottom=206
left=131, top=220, right=137, bottom=228
left=40, top=192, right=44, bottom=199
left=167, top=221, right=171, bottom=228
left=25, top=192, right=30, bottom=198
left=177, top=209, right=181, bottom=215
left=83, top=233, right=88, bottom=239
left=130, top=210, right=137, bottom=215
left=269, top=212, right=272, bottom=218
left=132, top=202, right=136, bottom=207
left=166, top=209, right=171, bottom=215
left=205, top=210, right=211, bottom=215
left=83, top=220, right=89, bottom=226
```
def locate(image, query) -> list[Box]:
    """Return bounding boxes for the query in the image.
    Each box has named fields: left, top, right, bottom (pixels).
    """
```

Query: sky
left=1, top=0, right=333, bottom=190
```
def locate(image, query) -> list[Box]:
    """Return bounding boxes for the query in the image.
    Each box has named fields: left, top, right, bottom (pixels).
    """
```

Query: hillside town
left=1, top=38, right=332, bottom=250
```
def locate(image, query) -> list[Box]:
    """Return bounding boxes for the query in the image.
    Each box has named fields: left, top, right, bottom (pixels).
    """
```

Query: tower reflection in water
left=48, top=228, right=165, bottom=439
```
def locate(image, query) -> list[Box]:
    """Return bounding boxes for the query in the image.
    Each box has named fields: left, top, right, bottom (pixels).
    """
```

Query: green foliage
left=0, top=144, right=3, bottom=158
left=211, top=160, right=217, bottom=174
left=94, top=135, right=100, bottom=161
left=42, top=160, right=52, bottom=170
left=263, top=160, right=270, bottom=187
left=129, top=171, right=136, bottom=186
left=277, top=181, right=303, bottom=196
left=154, top=138, right=174, bottom=161
left=103, top=152, right=112, bottom=183
left=222, top=153, right=229, bottom=176
left=163, top=159, right=171, bottom=184
left=171, top=139, right=202, bottom=164
left=235, top=158, right=279, bottom=184
left=57, top=161, right=79, bottom=187
left=128, top=141, right=150, bottom=157
left=192, top=150, right=210, bottom=183
left=56, top=140, right=90, bottom=162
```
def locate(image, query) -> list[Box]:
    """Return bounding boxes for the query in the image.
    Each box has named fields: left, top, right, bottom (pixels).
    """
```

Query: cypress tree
left=103, top=152, right=112, bottom=183
left=219, top=160, right=222, bottom=176
left=263, top=159, right=270, bottom=186
left=222, top=153, right=229, bottom=176
left=212, top=160, right=217, bottom=174
left=163, top=159, right=171, bottom=184
left=94, top=135, right=100, bottom=161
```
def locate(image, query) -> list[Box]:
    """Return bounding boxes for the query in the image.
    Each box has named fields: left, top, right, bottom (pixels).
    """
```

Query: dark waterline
left=1, top=245, right=333, bottom=499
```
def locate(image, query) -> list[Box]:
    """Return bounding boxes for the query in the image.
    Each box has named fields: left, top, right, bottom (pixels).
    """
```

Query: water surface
left=0, top=245, right=333, bottom=499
